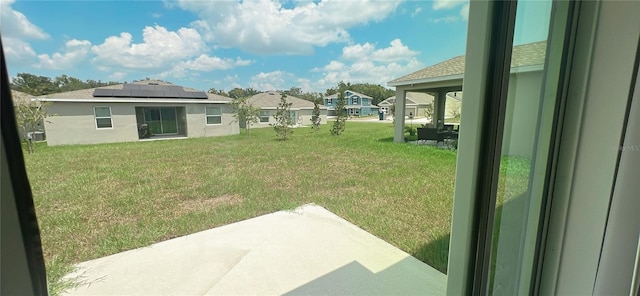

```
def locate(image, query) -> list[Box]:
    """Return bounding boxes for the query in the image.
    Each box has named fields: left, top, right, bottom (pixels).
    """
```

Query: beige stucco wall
left=501, top=71, right=544, bottom=157
left=44, top=102, right=238, bottom=146
left=186, top=104, right=239, bottom=137
left=251, top=108, right=327, bottom=129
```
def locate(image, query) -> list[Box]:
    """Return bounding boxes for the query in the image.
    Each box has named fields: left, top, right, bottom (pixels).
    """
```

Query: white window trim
left=352, top=97, right=358, bottom=105
left=205, top=106, right=222, bottom=125
left=93, top=106, right=113, bottom=129
left=260, top=111, right=270, bottom=123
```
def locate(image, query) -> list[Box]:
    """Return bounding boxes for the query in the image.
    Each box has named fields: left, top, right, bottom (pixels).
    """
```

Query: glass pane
left=207, top=116, right=221, bottom=125
left=488, top=0, right=566, bottom=294
left=144, top=108, right=160, bottom=121
left=96, top=118, right=112, bottom=128
left=94, top=107, right=111, bottom=118
left=206, top=107, right=221, bottom=116
left=160, top=107, right=177, bottom=134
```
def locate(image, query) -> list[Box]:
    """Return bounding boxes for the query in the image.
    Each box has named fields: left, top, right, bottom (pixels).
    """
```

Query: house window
left=352, top=97, right=358, bottom=104
left=327, top=98, right=332, bottom=105
left=260, top=110, right=269, bottom=123
left=94, top=106, right=112, bottom=129
left=205, top=107, right=222, bottom=125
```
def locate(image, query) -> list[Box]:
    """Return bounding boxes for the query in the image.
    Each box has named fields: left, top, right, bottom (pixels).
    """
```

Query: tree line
left=10, top=73, right=121, bottom=96
left=209, top=82, right=395, bottom=105
left=10, top=73, right=395, bottom=105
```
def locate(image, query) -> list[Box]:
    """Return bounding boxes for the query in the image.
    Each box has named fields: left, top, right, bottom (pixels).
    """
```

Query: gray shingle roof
left=379, top=92, right=435, bottom=106
left=325, top=90, right=373, bottom=99
left=248, top=91, right=321, bottom=109
left=34, top=79, right=231, bottom=102
left=389, top=41, right=547, bottom=85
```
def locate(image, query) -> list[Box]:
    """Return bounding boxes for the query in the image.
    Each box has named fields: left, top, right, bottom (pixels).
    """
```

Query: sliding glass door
left=143, top=107, right=178, bottom=135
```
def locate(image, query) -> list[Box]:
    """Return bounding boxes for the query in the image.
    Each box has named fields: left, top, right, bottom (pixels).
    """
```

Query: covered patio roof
left=388, top=41, right=547, bottom=142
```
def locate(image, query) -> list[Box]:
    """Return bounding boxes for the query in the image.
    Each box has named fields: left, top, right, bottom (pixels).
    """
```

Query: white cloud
left=460, top=3, right=470, bottom=21
left=432, top=0, right=469, bottom=22
left=36, top=39, right=92, bottom=70
left=342, top=43, right=375, bottom=60
left=0, top=0, right=49, bottom=39
left=177, top=0, right=402, bottom=55
left=1, top=37, right=37, bottom=65
left=224, top=74, right=239, bottom=82
left=108, top=72, right=127, bottom=81
left=160, top=54, right=252, bottom=79
left=430, top=16, right=459, bottom=24
left=0, top=0, right=48, bottom=66
left=340, top=39, right=418, bottom=63
left=250, top=70, right=288, bottom=91
left=315, top=39, right=422, bottom=91
left=371, top=39, right=419, bottom=62
left=181, top=55, right=252, bottom=71
left=91, top=25, right=205, bottom=69
left=411, top=7, right=423, bottom=18
left=432, top=0, right=466, bottom=10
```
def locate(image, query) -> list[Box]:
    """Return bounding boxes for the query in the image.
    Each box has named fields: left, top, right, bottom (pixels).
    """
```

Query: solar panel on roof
left=163, top=91, right=180, bottom=98
left=122, top=84, right=141, bottom=90
left=110, top=90, right=132, bottom=97
left=93, top=89, right=115, bottom=97
left=192, top=92, right=208, bottom=99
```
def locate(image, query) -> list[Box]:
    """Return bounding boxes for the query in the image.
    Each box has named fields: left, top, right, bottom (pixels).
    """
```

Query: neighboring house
left=379, top=92, right=462, bottom=120
left=388, top=41, right=546, bottom=157
left=36, top=80, right=239, bottom=146
left=246, top=91, right=327, bottom=128
left=324, top=90, right=379, bottom=117
left=9, top=89, right=46, bottom=140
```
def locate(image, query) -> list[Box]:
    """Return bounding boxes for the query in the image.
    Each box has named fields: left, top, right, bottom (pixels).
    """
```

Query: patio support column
left=393, top=88, right=407, bottom=142
left=434, top=89, right=447, bottom=127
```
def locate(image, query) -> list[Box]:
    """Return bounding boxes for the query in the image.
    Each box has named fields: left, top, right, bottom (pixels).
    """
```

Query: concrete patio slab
left=63, top=204, right=446, bottom=295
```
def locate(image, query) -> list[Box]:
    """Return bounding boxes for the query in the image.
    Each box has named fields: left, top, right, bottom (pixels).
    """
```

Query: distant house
left=9, top=89, right=46, bottom=140
left=379, top=92, right=462, bottom=119
left=246, top=91, right=327, bottom=128
left=36, top=80, right=239, bottom=146
left=324, top=90, right=379, bottom=117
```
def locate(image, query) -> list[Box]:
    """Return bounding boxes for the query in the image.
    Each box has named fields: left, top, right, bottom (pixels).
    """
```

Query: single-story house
left=324, top=90, right=379, bottom=117
left=9, top=89, right=46, bottom=140
left=388, top=41, right=546, bottom=157
left=36, top=80, right=239, bottom=146
left=379, top=92, right=462, bottom=120
left=246, top=91, right=327, bottom=128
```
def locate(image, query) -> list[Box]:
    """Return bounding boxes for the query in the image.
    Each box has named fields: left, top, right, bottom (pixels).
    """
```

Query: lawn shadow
left=412, top=232, right=450, bottom=275
left=376, top=136, right=394, bottom=143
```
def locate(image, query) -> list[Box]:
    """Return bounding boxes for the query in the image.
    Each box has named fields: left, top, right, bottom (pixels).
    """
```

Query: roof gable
left=325, top=90, right=373, bottom=99
left=248, top=91, right=320, bottom=109
left=389, top=40, right=547, bottom=85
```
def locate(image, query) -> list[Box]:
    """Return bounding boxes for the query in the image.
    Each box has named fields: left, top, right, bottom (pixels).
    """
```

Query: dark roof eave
left=388, top=74, right=464, bottom=88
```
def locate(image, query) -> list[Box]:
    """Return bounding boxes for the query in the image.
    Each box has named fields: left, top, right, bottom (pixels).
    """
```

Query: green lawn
left=22, top=121, right=529, bottom=293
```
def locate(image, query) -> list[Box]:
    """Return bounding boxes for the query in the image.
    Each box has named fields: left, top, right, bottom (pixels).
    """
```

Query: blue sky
left=2, top=0, right=476, bottom=92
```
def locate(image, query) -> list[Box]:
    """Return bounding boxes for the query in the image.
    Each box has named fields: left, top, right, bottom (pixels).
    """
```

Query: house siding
left=44, top=102, right=238, bottom=146
left=252, top=109, right=328, bottom=129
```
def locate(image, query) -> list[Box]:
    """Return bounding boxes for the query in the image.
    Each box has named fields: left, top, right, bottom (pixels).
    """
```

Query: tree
left=271, top=93, right=293, bottom=140
left=331, top=83, right=348, bottom=136
left=425, top=103, right=434, bottom=123
left=310, top=95, right=322, bottom=132
left=208, top=88, right=229, bottom=97
left=390, top=102, right=396, bottom=123
left=14, top=97, right=51, bottom=154
left=230, top=97, right=261, bottom=136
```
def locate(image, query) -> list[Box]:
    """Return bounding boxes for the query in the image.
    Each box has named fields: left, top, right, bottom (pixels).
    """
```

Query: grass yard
left=23, top=121, right=530, bottom=294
